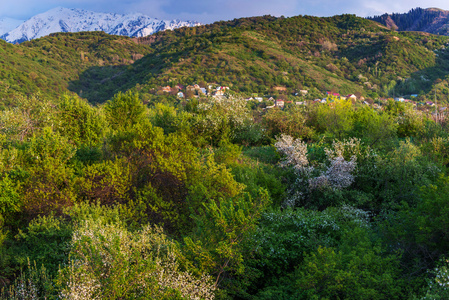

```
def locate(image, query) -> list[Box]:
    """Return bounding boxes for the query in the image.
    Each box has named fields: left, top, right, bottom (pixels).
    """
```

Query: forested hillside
left=368, top=7, right=449, bottom=35
left=2, top=14, right=449, bottom=103
left=0, top=31, right=151, bottom=105
left=1, top=13, right=449, bottom=300
left=68, top=14, right=449, bottom=103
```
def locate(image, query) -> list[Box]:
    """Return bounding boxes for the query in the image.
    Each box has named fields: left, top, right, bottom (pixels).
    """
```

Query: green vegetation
left=2, top=14, right=449, bottom=104
left=0, top=89, right=448, bottom=299
left=2, top=13, right=449, bottom=300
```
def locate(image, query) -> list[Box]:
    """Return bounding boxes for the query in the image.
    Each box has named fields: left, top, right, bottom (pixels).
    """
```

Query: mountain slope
left=368, top=7, right=449, bottom=35
left=2, top=14, right=449, bottom=104
left=1, top=7, right=200, bottom=44
left=0, top=17, right=24, bottom=36
left=68, top=14, right=449, bottom=103
left=0, top=31, right=152, bottom=103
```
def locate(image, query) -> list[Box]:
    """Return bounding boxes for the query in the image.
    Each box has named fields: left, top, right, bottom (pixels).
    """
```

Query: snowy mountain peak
left=0, top=17, right=24, bottom=36
left=1, top=7, right=201, bottom=44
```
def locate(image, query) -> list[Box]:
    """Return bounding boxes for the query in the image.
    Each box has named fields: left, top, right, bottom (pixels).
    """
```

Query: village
left=157, top=83, right=448, bottom=115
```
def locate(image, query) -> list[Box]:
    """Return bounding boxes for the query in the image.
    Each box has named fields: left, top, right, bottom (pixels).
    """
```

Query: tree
left=295, top=227, right=403, bottom=299
left=184, top=190, right=270, bottom=289
left=20, top=127, right=77, bottom=218
left=104, top=91, right=146, bottom=132
left=55, top=94, right=106, bottom=147
left=315, top=99, right=354, bottom=139
left=58, top=216, right=215, bottom=299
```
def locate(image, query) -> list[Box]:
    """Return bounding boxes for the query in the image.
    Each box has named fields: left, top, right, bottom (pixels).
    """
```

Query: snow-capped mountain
left=0, top=17, right=24, bottom=36
left=1, top=7, right=201, bottom=44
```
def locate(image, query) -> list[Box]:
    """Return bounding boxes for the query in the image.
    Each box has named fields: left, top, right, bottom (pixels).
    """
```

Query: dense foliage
left=2, top=12, right=449, bottom=300
left=0, top=88, right=448, bottom=299
left=2, top=14, right=449, bottom=104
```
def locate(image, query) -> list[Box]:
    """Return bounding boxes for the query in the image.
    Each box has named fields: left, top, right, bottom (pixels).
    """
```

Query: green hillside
left=0, top=31, right=152, bottom=105
left=69, top=14, right=449, bottom=103
left=2, top=14, right=449, bottom=104
left=3, top=13, right=449, bottom=300
left=368, top=7, right=449, bottom=35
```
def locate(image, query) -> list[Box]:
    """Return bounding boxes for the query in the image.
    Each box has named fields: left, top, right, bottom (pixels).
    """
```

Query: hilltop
left=368, top=7, right=449, bottom=35
left=1, top=13, right=449, bottom=104
left=63, top=14, right=449, bottom=103
left=0, top=7, right=200, bottom=44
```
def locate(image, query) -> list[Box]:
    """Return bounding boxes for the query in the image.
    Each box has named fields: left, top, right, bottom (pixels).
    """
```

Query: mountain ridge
left=368, top=7, right=449, bottom=36
left=0, top=17, right=24, bottom=36
left=0, top=7, right=201, bottom=44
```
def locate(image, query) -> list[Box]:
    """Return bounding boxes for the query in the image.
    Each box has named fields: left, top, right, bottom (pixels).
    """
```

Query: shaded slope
left=368, top=7, right=449, bottom=35
left=0, top=32, right=152, bottom=103
left=70, top=14, right=449, bottom=102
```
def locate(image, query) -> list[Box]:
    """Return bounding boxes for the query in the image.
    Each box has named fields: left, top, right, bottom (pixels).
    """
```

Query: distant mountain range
left=368, top=7, right=449, bottom=35
left=0, top=17, right=24, bottom=36
left=0, top=7, right=201, bottom=44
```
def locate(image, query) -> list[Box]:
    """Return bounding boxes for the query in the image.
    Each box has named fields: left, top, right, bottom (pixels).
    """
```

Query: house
left=326, top=91, right=340, bottom=97
left=175, top=84, right=185, bottom=91
left=346, top=94, right=357, bottom=100
left=245, top=97, right=254, bottom=101
left=186, top=85, right=196, bottom=92
left=410, top=94, right=418, bottom=98
left=300, top=90, right=308, bottom=95
left=199, top=88, right=207, bottom=95
left=162, top=86, right=171, bottom=93
left=268, top=97, right=275, bottom=102
left=214, top=90, right=225, bottom=96
left=426, top=101, right=435, bottom=106
left=255, top=97, right=263, bottom=102
left=395, top=97, right=405, bottom=102
left=177, top=92, right=185, bottom=98
left=275, top=99, right=285, bottom=107
left=193, top=84, right=201, bottom=89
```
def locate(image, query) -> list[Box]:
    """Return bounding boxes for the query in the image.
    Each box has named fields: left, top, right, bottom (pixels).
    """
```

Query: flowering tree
left=59, top=219, right=215, bottom=300
left=275, top=134, right=360, bottom=207
left=421, top=258, right=449, bottom=300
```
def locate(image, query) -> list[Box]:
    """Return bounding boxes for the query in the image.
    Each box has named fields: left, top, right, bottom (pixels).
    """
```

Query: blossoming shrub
left=59, top=217, right=215, bottom=300
left=0, top=260, right=56, bottom=300
left=275, top=134, right=362, bottom=208
left=420, top=258, right=449, bottom=300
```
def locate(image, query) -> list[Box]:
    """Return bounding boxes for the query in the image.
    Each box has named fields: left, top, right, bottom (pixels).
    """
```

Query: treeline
left=1, top=91, right=449, bottom=299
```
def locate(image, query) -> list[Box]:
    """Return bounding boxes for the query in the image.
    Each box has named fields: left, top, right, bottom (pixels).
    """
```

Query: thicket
left=0, top=91, right=449, bottom=299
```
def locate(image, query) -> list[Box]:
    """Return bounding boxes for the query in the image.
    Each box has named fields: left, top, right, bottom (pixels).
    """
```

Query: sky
left=2, top=0, right=449, bottom=24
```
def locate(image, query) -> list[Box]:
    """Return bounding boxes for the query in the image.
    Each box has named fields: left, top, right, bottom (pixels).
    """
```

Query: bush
left=58, top=216, right=215, bottom=299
